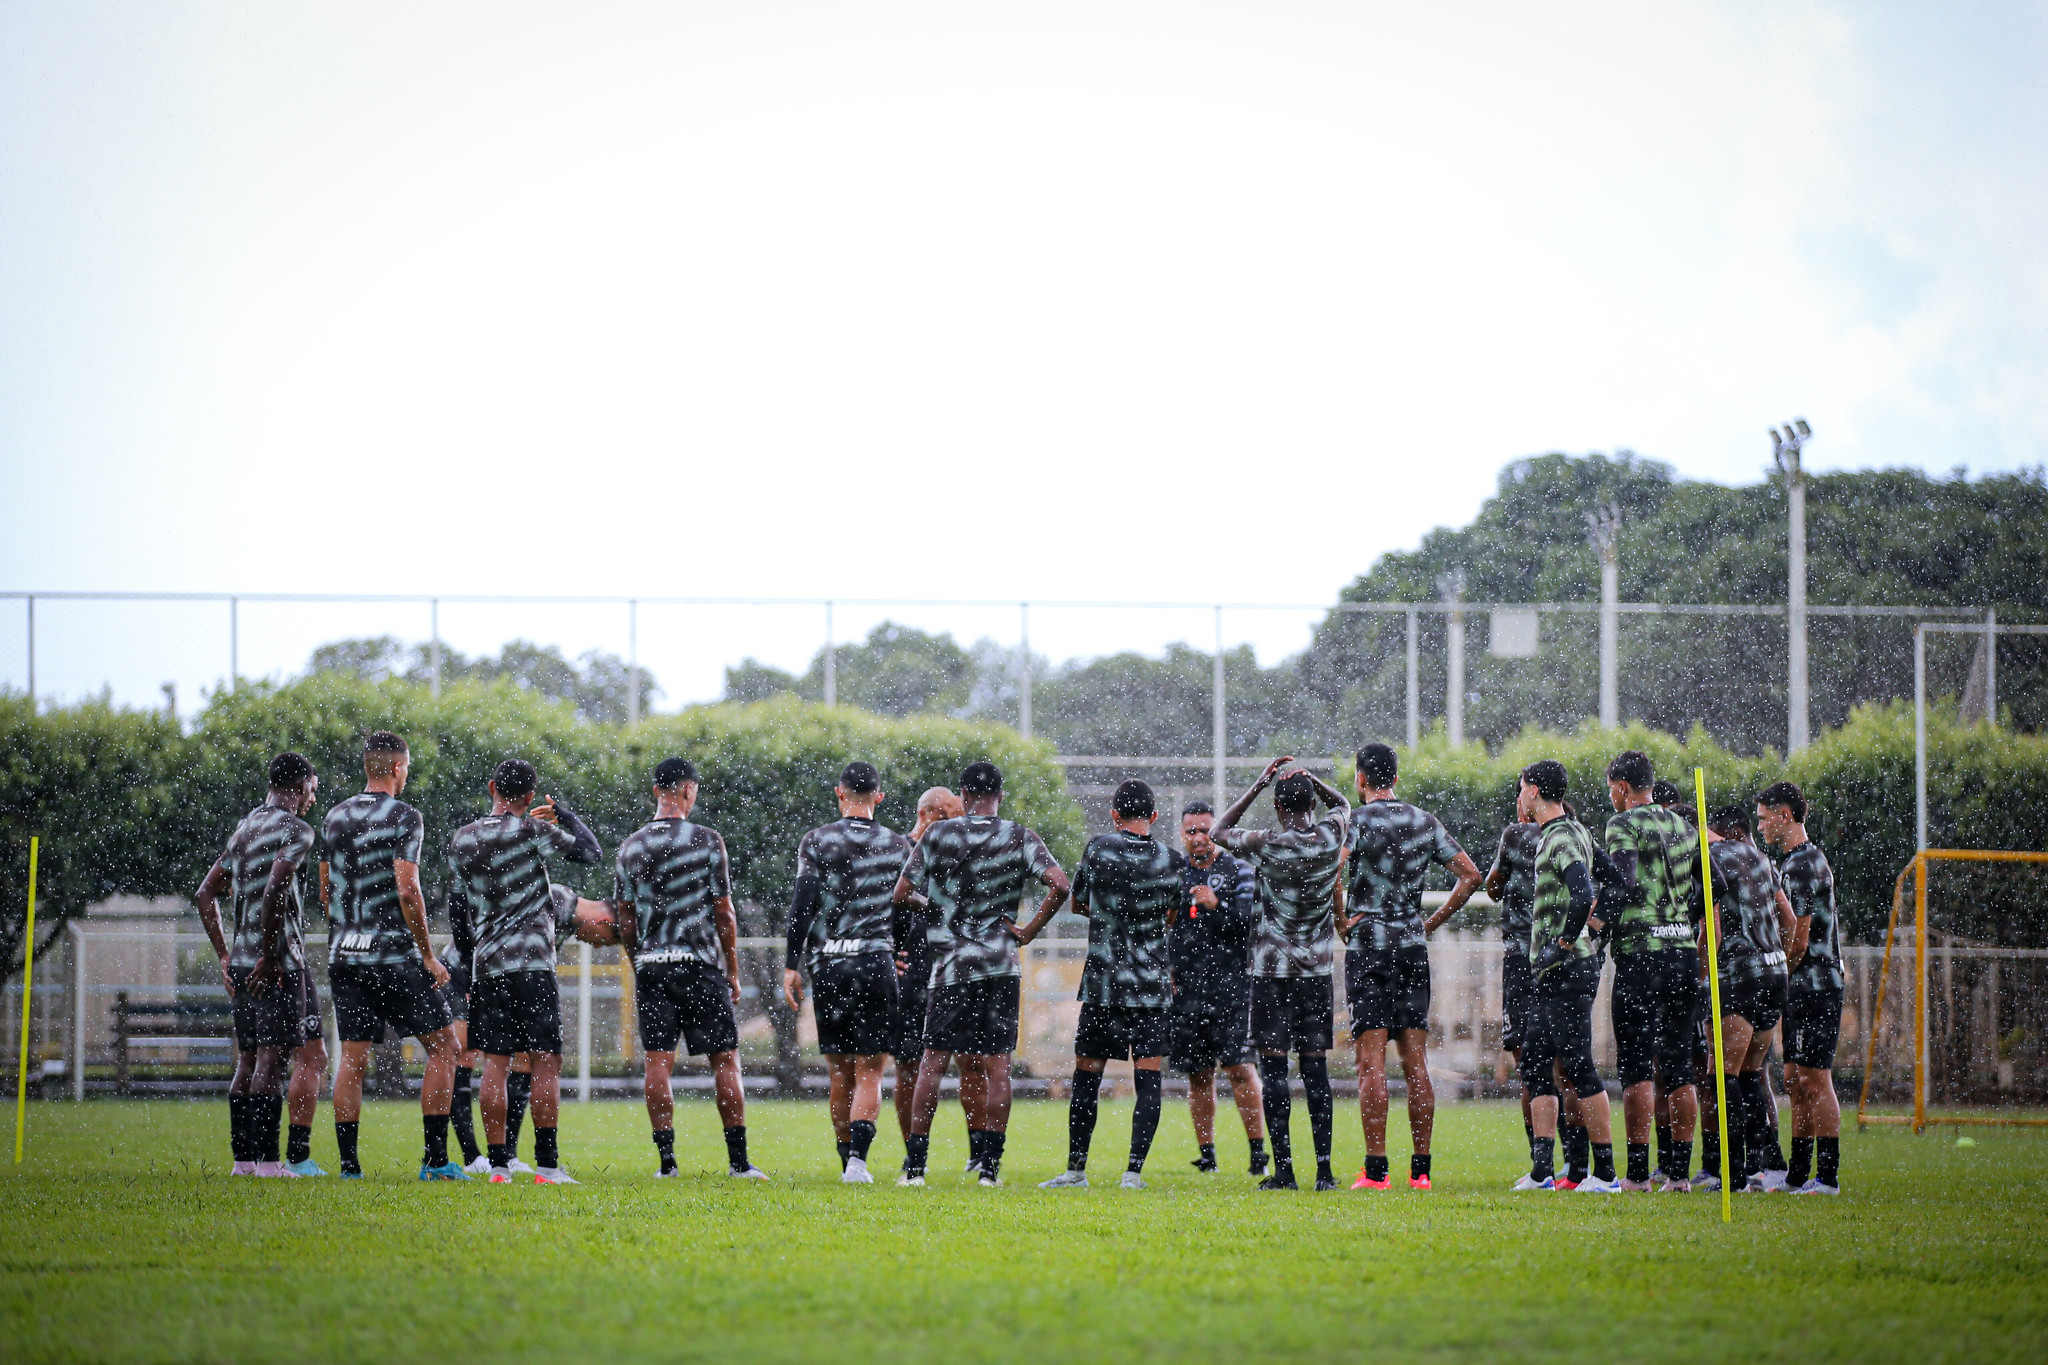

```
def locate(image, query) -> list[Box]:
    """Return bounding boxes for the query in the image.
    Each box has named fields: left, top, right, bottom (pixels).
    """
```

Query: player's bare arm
left=394, top=859, right=448, bottom=989
left=1212, top=755, right=1293, bottom=836
left=890, top=873, right=931, bottom=916
left=1012, top=864, right=1073, bottom=944
left=1303, top=771, right=1350, bottom=811
left=193, top=859, right=234, bottom=995
left=1423, top=850, right=1485, bottom=934
left=715, top=894, right=741, bottom=1003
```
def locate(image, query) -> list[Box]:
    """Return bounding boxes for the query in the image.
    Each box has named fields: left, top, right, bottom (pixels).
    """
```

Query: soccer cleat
left=1511, top=1174, right=1556, bottom=1191
left=1119, top=1171, right=1146, bottom=1190
left=1795, top=1179, right=1841, bottom=1196
left=1313, top=1172, right=1341, bottom=1192
left=1248, top=1151, right=1270, bottom=1177
left=1650, top=1170, right=1671, bottom=1191
left=1553, top=1178, right=1580, bottom=1191
left=1576, top=1175, right=1624, bottom=1193
left=1743, top=1175, right=1770, bottom=1193
left=1190, top=1156, right=1218, bottom=1174
left=286, top=1158, right=327, bottom=1178
left=1691, top=1172, right=1722, bottom=1193
left=1258, top=1170, right=1299, bottom=1191
left=1755, top=1169, right=1790, bottom=1192
left=488, top=1166, right=514, bottom=1183
left=1039, top=1170, right=1090, bottom=1189
left=978, top=1173, right=1004, bottom=1188
left=338, top=1168, right=364, bottom=1180
left=653, top=1165, right=680, bottom=1179
left=1663, top=1178, right=1693, bottom=1193
left=1409, top=1174, right=1432, bottom=1191
left=842, top=1157, right=874, bottom=1185
left=507, top=1158, right=536, bottom=1175
left=533, top=1167, right=580, bottom=1185
left=1350, top=1169, right=1391, bottom=1191
left=230, top=1161, right=257, bottom=1176
left=418, top=1162, right=471, bottom=1181
left=465, top=1154, right=492, bottom=1175
left=729, top=1165, right=770, bottom=1180
left=253, top=1162, right=298, bottom=1178
left=897, top=1171, right=927, bottom=1187
left=963, top=1158, right=983, bottom=1177
left=1617, top=1178, right=1654, bottom=1192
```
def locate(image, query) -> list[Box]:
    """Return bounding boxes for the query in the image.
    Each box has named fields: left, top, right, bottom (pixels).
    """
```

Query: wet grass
left=2, top=1099, right=2044, bottom=1363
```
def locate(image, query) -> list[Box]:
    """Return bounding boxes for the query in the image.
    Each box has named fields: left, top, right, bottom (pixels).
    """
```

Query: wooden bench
left=111, top=993, right=237, bottom=1095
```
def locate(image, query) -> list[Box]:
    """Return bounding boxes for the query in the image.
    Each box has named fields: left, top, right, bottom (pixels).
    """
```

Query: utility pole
left=1438, top=570, right=1467, bottom=748
left=1018, top=603, right=1032, bottom=740
left=1773, top=419, right=1813, bottom=752
left=1587, top=504, right=1620, bottom=728
left=823, top=602, right=835, bottom=707
left=1213, top=606, right=1226, bottom=812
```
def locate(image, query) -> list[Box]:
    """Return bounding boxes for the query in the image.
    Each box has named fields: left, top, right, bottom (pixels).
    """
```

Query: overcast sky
left=2, top=2, right=2043, bottom=711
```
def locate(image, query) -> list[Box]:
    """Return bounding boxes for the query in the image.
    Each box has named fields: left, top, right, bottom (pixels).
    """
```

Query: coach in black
left=1169, top=800, right=1267, bottom=1176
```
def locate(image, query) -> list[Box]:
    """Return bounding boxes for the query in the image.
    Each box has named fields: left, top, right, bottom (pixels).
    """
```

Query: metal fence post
left=823, top=602, right=836, bottom=706
left=628, top=600, right=640, bottom=725
left=578, top=941, right=592, bottom=1102
left=1986, top=607, right=1997, bottom=728
left=429, top=599, right=442, bottom=698
left=1213, top=606, right=1226, bottom=811
left=1915, top=623, right=1927, bottom=853
left=70, top=924, right=84, bottom=1102
left=1019, top=602, right=1031, bottom=740
left=25, top=595, right=33, bottom=713
left=229, top=597, right=239, bottom=690
left=1405, top=608, right=1419, bottom=749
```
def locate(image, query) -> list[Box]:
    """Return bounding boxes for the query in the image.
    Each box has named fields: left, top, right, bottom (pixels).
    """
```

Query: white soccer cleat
left=1119, top=1171, right=1147, bottom=1190
left=1649, top=1171, right=1671, bottom=1191
left=978, top=1173, right=1004, bottom=1188
left=964, top=1159, right=983, bottom=1177
left=1743, top=1175, right=1770, bottom=1193
left=1662, top=1178, right=1693, bottom=1193
left=465, top=1155, right=492, bottom=1175
left=1617, top=1178, right=1654, bottom=1192
left=1691, top=1172, right=1723, bottom=1193
left=488, top=1166, right=514, bottom=1184
left=1755, top=1169, right=1790, bottom=1192
left=1796, top=1179, right=1841, bottom=1196
left=507, top=1158, right=536, bottom=1175
left=1575, top=1175, right=1623, bottom=1193
left=897, top=1172, right=926, bottom=1187
left=254, top=1161, right=299, bottom=1178
left=729, top=1165, right=770, bottom=1180
left=230, top=1161, right=257, bottom=1176
left=1039, top=1170, right=1089, bottom=1189
left=653, top=1166, right=680, bottom=1179
left=533, top=1166, right=579, bottom=1185
left=842, top=1157, right=874, bottom=1185
left=1511, top=1174, right=1556, bottom=1191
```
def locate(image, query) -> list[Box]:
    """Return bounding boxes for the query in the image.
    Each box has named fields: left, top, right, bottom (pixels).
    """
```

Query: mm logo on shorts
left=334, top=930, right=375, bottom=954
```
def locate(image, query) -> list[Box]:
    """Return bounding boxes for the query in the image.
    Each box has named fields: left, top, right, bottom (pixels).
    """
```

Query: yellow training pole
left=14, top=837, right=39, bottom=1164
left=1694, top=770, right=1731, bottom=1224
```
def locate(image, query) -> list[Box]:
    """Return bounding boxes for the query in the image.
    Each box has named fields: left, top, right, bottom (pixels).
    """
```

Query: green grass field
left=3, top=1099, right=2044, bottom=1364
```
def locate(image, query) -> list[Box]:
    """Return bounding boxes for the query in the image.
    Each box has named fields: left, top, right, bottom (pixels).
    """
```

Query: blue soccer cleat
left=286, top=1158, right=328, bottom=1178
left=419, top=1162, right=472, bottom=1181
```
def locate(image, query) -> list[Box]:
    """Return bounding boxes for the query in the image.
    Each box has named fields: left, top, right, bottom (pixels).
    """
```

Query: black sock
left=836, top=1140, right=851, bottom=1171
left=1365, top=1153, right=1389, bottom=1183
left=849, top=1120, right=876, bottom=1163
left=229, top=1096, right=251, bottom=1162
left=335, top=1120, right=361, bottom=1174
left=1129, top=1070, right=1163, bottom=1173
left=1655, top=1122, right=1674, bottom=1176
left=1592, top=1142, right=1616, bottom=1183
left=1259, top=1056, right=1293, bottom=1168
left=980, top=1130, right=1007, bottom=1180
left=1531, top=1136, right=1556, bottom=1181
left=1700, top=1119, right=1720, bottom=1180
left=1562, top=1123, right=1589, bottom=1181
left=1196, top=1142, right=1217, bottom=1168
left=1736, top=1073, right=1769, bottom=1178
left=1669, top=1139, right=1692, bottom=1181
left=1523, top=1117, right=1535, bottom=1156
left=1760, top=1083, right=1787, bottom=1172
left=904, top=1133, right=929, bottom=1175
left=287, top=1123, right=311, bottom=1165
left=1721, top=1080, right=1748, bottom=1180
left=489, top=1141, right=511, bottom=1168
left=245, top=1095, right=279, bottom=1162
left=1298, top=1054, right=1334, bottom=1163
left=724, top=1125, right=750, bottom=1172
left=653, top=1128, right=676, bottom=1172
left=1247, top=1136, right=1266, bottom=1169
left=535, top=1126, right=558, bottom=1170
left=1067, top=1068, right=1102, bottom=1171
left=451, top=1067, right=479, bottom=1164
left=423, top=1113, right=450, bottom=1168
left=505, top=1072, right=532, bottom=1155
left=1817, top=1136, right=1839, bottom=1186
left=1789, top=1136, right=1814, bottom=1186
left=967, top=1129, right=988, bottom=1170
left=1627, top=1143, right=1650, bottom=1183
left=1411, top=1152, right=1431, bottom=1180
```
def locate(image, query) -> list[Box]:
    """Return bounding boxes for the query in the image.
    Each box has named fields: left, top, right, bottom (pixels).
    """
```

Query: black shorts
left=1521, top=957, right=1603, bottom=1099
left=923, top=975, right=1020, bottom=1056
left=1074, top=1003, right=1171, bottom=1061
left=1346, top=943, right=1431, bottom=1036
left=636, top=958, right=740, bottom=1057
left=329, top=959, right=454, bottom=1044
left=1250, top=975, right=1334, bottom=1055
left=442, top=964, right=472, bottom=1022
left=469, top=970, right=562, bottom=1056
left=893, top=979, right=928, bottom=1063
left=228, top=965, right=322, bottom=1051
left=1721, top=974, right=1787, bottom=1033
left=1783, top=986, right=1843, bottom=1069
left=1501, top=950, right=1534, bottom=1055
left=1170, top=989, right=1253, bottom=1072
left=1610, top=948, right=1701, bottom=1089
left=812, top=953, right=899, bottom=1056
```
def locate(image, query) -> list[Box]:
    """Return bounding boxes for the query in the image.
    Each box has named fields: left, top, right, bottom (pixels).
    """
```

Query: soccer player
left=1040, top=780, right=1185, bottom=1190
left=1212, top=757, right=1349, bottom=1193
left=448, top=759, right=602, bottom=1184
left=1598, top=751, right=1702, bottom=1192
left=782, top=762, right=914, bottom=1185
left=891, top=787, right=962, bottom=1164
left=438, top=900, right=486, bottom=1172
left=1169, top=800, right=1267, bottom=1177
left=1484, top=783, right=1540, bottom=1164
left=1351, top=743, right=1484, bottom=1190
left=892, top=761, right=1069, bottom=1188
left=1513, top=760, right=1621, bottom=1193
left=319, top=731, right=460, bottom=1179
left=1758, top=780, right=1842, bottom=1194
left=613, top=757, right=764, bottom=1179
left=1700, top=805, right=1795, bottom=1193
left=194, top=752, right=322, bottom=1177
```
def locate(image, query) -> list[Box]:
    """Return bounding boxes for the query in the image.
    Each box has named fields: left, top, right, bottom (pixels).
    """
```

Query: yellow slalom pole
left=1694, top=770, right=1731, bottom=1224
left=14, top=836, right=39, bottom=1164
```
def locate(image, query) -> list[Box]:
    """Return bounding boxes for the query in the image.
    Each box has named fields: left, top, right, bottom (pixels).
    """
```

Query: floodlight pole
left=627, top=600, right=639, bottom=725
left=1587, top=505, right=1620, bottom=728
left=1439, top=572, right=1466, bottom=747
left=429, top=599, right=442, bottom=698
left=229, top=597, right=239, bottom=690
left=1985, top=607, right=1997, bottom=728
left=1213, top=605, right=1226, bottom=812
left=1914, top=622, right=1927, bottom=853
left=823, top=602, right=835, bottom=707
left=1019, top=603, right=1032, bottom=740
left=1404, top=608, right=1419, bottom=749
left=1774, top=421, right=1812, bottom=752
left=23, top=596, right=32, bottom=714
